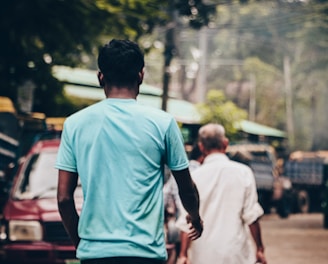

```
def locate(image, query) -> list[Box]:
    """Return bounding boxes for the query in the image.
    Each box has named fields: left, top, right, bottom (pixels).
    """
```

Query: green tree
left=242, top=57, right=285, bottom=128
left=0, top=0, right=106, bottom=115
left=0, top=0, right=215, bottom=116
left=199, top=0, right=328, bottom=150
left=197, top=89, right=247, bottom=139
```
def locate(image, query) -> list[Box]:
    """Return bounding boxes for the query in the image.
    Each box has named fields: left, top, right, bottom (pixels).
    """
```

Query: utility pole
left=195, top=27, right=208, bottom=103
left=162, top=0, right=177, bottom=111
left=284, top=55, right=295, bottom=149
left=249, top=73, right=256, bottom=121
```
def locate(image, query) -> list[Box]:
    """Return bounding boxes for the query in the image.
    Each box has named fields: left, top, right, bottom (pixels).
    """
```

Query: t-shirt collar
left=105, top=98, right=136, bottom=103
left=203, top=153, right=229, bottom=164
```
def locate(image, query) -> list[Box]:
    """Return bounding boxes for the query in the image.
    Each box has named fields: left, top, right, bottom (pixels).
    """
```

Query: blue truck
left=283, top=151, right=328, bottom=214
left=226, top=143, right=292, bottom=218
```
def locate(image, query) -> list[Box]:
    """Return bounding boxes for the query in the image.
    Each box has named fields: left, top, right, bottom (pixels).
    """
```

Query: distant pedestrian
left=188, top=143, right=204, bottom=172
left=163, top=144, right=204, bottom=264
left=176, top=123, right=267, bottom=264
left=56, top=39, right=203, bottom=264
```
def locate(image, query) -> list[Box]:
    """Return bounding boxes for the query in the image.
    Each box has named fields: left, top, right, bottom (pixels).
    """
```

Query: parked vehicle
left=0, top=139, right=82, bottom=264
left=283, top=151, right=328, bottom=213
left=0, top=97, right=20, bottom=212
left=226, top=143, right=292, bottom=218
left=322, top=160, right=328, bottom=228
left=0, top=97, right=60, bottom=213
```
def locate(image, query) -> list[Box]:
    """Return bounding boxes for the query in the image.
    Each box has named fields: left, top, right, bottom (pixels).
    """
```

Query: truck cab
left=226, top=143, right=292, bottom=218
left=283, top=151, right=328, bottom=213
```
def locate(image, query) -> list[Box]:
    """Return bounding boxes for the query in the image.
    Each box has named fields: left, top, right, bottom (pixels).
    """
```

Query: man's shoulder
left=65, top=101, right=103, bottom=126
left=195, top=157, right=252, bottom=173
left=137, top=103, right=173, bottom=118
left=228, top=159, right=253, bottom=171
left=135, top=104, right=176, bottom=127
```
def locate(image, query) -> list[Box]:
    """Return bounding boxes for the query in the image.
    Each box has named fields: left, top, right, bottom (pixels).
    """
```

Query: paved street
left=261, top=213, right=328, bottom=264
left=1, top=212, right=327, bottom=263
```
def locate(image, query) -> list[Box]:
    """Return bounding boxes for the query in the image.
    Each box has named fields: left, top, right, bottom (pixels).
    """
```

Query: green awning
left=235, top=120, right=286, bottom=138
left=53, top=66, right=201, bottom=124
left=52, top=66, right=180, bottom=97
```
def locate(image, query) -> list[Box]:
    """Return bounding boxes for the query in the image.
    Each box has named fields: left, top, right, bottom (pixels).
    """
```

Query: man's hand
left=177, top=256, right=190, bottom=264
left=256, top=248, right=267, bottom=264
left=186, top=214, right=203, bottom=240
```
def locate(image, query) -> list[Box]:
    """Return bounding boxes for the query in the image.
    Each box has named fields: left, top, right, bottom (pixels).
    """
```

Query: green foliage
left=1, top=0, right=326, bottom=151
left=176, top=0, right=216, bottom=29
left=197, top=90, right=247, bottom=139
left=242, top=57, right=285, bottom=127
left=0, top=0, right=108, bottom=115
left=198, top=0, right=328, bottom=150
left=0, top=0, right=215, bottom=117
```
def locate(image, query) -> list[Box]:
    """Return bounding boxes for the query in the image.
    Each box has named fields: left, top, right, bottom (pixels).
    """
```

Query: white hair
left=198, top=123, right=226, bottom=151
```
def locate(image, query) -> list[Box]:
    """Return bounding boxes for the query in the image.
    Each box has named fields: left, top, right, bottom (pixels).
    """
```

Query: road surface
left=0, top=213, right=327, bottom=263
left=261, top=213, right=328, bottom=264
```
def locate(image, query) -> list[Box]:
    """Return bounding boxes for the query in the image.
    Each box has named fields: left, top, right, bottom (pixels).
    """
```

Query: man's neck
left=105, top=86, right=138, bottom=99
left=203, top=149, right=225, bottom=158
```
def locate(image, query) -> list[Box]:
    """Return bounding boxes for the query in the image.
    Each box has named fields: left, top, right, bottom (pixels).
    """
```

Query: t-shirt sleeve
left=241, top=168, right=264, bottom=225
left=164, top=118, right=189, bottom=171
left=55, top=121, right=77, bottom=173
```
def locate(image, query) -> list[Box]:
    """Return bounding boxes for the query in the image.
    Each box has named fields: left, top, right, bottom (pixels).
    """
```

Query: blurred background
left=0, top=0, right=327, bottom=150
left=1, top=0, right=328, bottom=215
left=0, top=1, right=328, bottom=264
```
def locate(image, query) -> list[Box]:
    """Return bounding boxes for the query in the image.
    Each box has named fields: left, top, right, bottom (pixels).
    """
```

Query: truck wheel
left=324, top=210, right=328, bottom=229
left=258, top=192, right=271, bottom=214
left=276, top=192, right=291, bottom=218
left=297, top=190, right=310, bottom=213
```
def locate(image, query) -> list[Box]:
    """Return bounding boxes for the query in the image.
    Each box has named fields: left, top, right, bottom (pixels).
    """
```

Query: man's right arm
left=171, top=168, right=203, bottom=240
left=249, top=219, right=267, bottom=264
left=57, top=170, right=80, bottom=248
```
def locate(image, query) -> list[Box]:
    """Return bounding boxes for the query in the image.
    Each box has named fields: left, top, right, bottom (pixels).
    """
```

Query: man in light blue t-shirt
left=56, top=39, right=203, bottom=264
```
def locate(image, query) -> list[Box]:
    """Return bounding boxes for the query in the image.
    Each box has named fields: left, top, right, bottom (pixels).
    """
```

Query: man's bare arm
left=171, top=168, right=203, bottom=239
left=57, top=170, right=80, bottom=248
left=177, top=231, right=192, bottom=264
left=249, top=219, right=267, bottom=264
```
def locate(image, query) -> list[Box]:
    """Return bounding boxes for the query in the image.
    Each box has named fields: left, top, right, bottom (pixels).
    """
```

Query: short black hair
left=189, top=143, right=202, bottom=160
left=97, top=39, right=144, bottom=87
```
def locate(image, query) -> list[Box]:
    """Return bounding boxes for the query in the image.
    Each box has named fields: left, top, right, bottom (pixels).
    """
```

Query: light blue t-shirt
left=55, top=98, right=189, bottom=260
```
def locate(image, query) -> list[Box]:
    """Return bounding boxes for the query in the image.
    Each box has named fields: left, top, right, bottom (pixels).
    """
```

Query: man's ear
left=138, top=69, right=145, bottom=85
left=222, top=137, right=229, bottom=151
left=98, top=71, right=105, bottom=87
left=198, top=142, right=204, bottom=154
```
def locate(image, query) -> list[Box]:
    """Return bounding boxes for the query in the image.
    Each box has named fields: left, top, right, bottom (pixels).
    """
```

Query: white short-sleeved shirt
left=176, top=153, right=264, bottom=264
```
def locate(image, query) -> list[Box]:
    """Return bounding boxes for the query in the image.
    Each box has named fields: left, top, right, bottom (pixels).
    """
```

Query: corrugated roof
left=52, top=66, right=286, bottom=132
left=52, top=66, right=179, bottom=97
left=53, top=66, right=201, bottom=124
left=235, top=120, right=286, bottom=138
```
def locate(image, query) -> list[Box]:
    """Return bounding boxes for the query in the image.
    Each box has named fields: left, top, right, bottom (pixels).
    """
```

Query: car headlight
left=9, top=220, right=43, bottom=241
left=0, top=223, right=7, bottom=240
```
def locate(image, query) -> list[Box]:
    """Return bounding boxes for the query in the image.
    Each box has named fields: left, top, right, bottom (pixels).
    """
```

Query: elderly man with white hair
left=176, top=123, right=267, bottom=264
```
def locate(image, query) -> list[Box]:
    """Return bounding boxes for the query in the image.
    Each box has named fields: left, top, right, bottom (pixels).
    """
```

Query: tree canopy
left=1, top=0, right=326, bottom=150
left=197, top=89, right=247, bottom=140
left=0, top=0, right=215, bottom=115
left=172, top=0, right=328, bottom=150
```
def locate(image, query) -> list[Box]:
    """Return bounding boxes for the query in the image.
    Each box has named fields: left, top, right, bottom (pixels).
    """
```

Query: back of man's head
left=98, top=39, right=144, bottom=88
left=198, top=123, right=227, bottom=152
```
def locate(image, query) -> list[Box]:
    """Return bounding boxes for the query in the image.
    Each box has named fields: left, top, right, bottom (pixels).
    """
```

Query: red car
left=0, top=139, right=82, bottom=264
